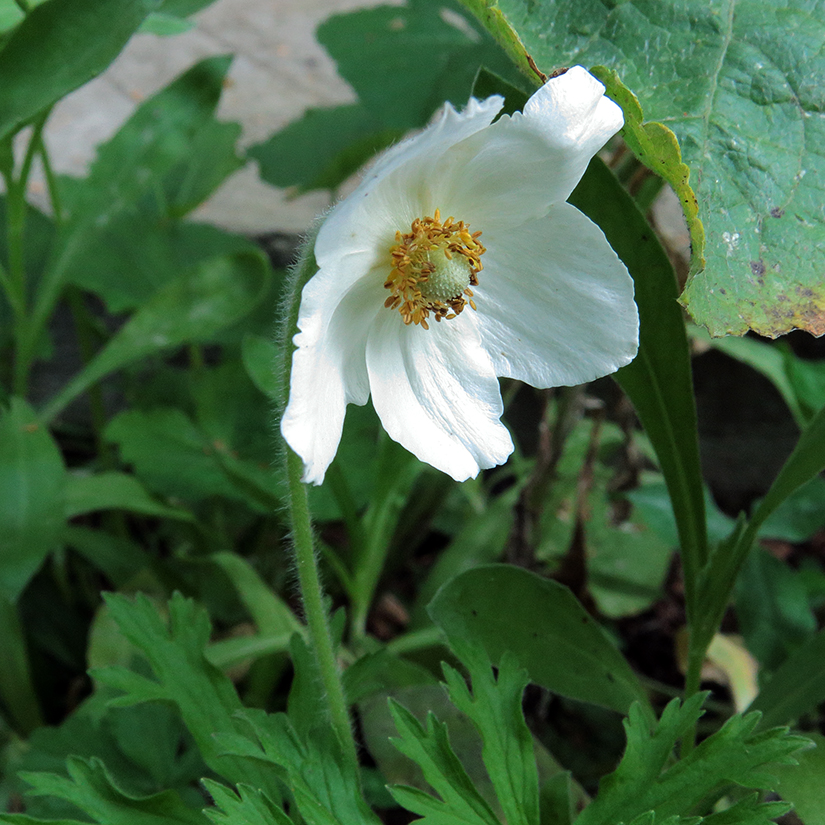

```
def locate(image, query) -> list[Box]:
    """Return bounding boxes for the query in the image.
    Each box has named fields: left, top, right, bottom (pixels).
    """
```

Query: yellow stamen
left=384, top=209, right=485, bottom=328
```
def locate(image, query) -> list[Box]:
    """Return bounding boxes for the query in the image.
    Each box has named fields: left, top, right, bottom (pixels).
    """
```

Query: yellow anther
left=384, top=210, right=485, bottom=328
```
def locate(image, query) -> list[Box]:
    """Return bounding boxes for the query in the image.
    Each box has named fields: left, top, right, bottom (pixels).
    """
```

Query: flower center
left=384, top=208, right=485, bottom=330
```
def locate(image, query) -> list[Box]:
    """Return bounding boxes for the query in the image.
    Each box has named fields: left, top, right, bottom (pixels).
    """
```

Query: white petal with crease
left=475, top=203, right=638, bottom=388
left=365, top=311, right=513, bottom=482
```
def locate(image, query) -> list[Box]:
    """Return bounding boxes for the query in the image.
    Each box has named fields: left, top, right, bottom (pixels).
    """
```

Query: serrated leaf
left=575, top=697, right=809, bottom=825
left=20, top=756, right=206, bottom=825
left=702, top=794, right=789, bottom=825
left=91, top=593, right=282, bottom=801
left=217, top=708, right=381, bottom=825
left=590, top=67, right=704, bottom=277
left=442, top=648, right=538, bottom=825
left=388, top=700, right=501, bottom=825
left=772, top=731, right=825, bottom=825
left=202, top=781, right=293, bottom=825
left=460, top=0, right=825, bottom=337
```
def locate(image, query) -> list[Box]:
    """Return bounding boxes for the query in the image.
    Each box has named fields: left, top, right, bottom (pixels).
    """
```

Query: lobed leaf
left=388, top=700, right=501, bottom=825
left=575, top=696, right=809, bottom=825
left=92, top=593, right=282, bottom=801
left=441, top=647, right=539, bottom=825
left=202, top=781, right=293, bottom=825
left=217, top=707, right=381, bottom=825
left=19, top=756, right=206, bottom=825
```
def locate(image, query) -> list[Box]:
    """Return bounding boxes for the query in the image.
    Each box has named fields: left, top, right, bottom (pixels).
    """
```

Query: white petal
left=475, top=203, right=639, bottom=387
left=428, top=66, right=624, bottom=230
left=366, top=311, right=514, bottom=482
left=281, top=276, right=381, bottom=484
left=312, top=95, right=505, bottom=300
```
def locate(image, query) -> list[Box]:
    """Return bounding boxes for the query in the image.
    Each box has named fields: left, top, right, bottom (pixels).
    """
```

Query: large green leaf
left=249, top=104, right=403, bottom=195
left=428, top=564, right=652, bottom=718
left=460, top=0, right=825, bottom=337
left=64, top=472, right=193, bottom=521
left=0, top=398, right=65, bottom=602
left=250, top=0, right=525, bottom=195
left=93, top=593, right=283, bottom=800
left=0, top=0, right=160, bottom=141
left=104, top=407, right=259, bottom=505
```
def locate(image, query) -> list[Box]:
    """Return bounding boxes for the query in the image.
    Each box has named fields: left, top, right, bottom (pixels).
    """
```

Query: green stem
left=6, top=112, right=52, bottom=396
left=278, top=229, right=359, bottom=772
left=285, top=446, right=358, bottom=770
left=37, top=128, right=63, bottom=226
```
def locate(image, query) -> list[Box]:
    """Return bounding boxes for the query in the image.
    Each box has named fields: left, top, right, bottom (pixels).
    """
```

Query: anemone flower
left=281, top=66, right=639, bottom=484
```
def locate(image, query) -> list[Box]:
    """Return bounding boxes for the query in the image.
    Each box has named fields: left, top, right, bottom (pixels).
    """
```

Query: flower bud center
left=419, top=249, right=472, bottom=303
left=384, top=208, right=485, bottom=330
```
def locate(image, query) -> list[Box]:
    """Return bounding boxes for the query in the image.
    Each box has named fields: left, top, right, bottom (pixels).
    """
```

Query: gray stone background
left=26, top=0, right=688, bottom=251
left=30, top=0, right=389, bottom=233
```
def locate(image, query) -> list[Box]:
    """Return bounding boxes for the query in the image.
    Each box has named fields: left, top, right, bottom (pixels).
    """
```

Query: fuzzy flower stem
left=279, top=232, right=359, bottom=773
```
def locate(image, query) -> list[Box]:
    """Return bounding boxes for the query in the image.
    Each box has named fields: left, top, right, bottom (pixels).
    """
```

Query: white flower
left=281, top=66, right=639, bottom=484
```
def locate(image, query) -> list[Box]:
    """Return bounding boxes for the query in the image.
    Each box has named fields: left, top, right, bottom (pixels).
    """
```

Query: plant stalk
left=278, top=228, right=359, bottom=772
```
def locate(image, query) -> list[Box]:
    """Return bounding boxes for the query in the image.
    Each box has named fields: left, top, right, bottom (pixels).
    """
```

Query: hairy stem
left=278, top=229, right=359, bottom=772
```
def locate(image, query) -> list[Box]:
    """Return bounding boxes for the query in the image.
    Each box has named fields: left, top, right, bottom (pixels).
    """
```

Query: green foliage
left=429, top=564, right=652, bottom=717
left=575, top=696, right=808, bottom=825
left=2, top=3, right=825, bottom=825
left=0, top=0, right=161, bottom=141
left=735, top=548, right=817, bottom=670
left=388, top=701, right=502, bottom=825
left=570, top=157, right=708, bottom=619
left=441, top=649, right=539, bottom=825
left=0, top=398, right=65, bottom=602
left=748, top=628, right=825, bottom=728
left=57, top=56, right=247, bottom=313
left=91, top=593, right=282, bottom=801
left=201, top=781, right=291, bottom=825
left=461, top=0, right=825, bottom=339
left=216, top=710, right=381, bottom=825
left=41, top=251, right=270, bottom=423
left=18, top=756, right=207, bottom=825
left=250, top=0, right=525, bottom=194
left=771, top=732, right=825, bottom=824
